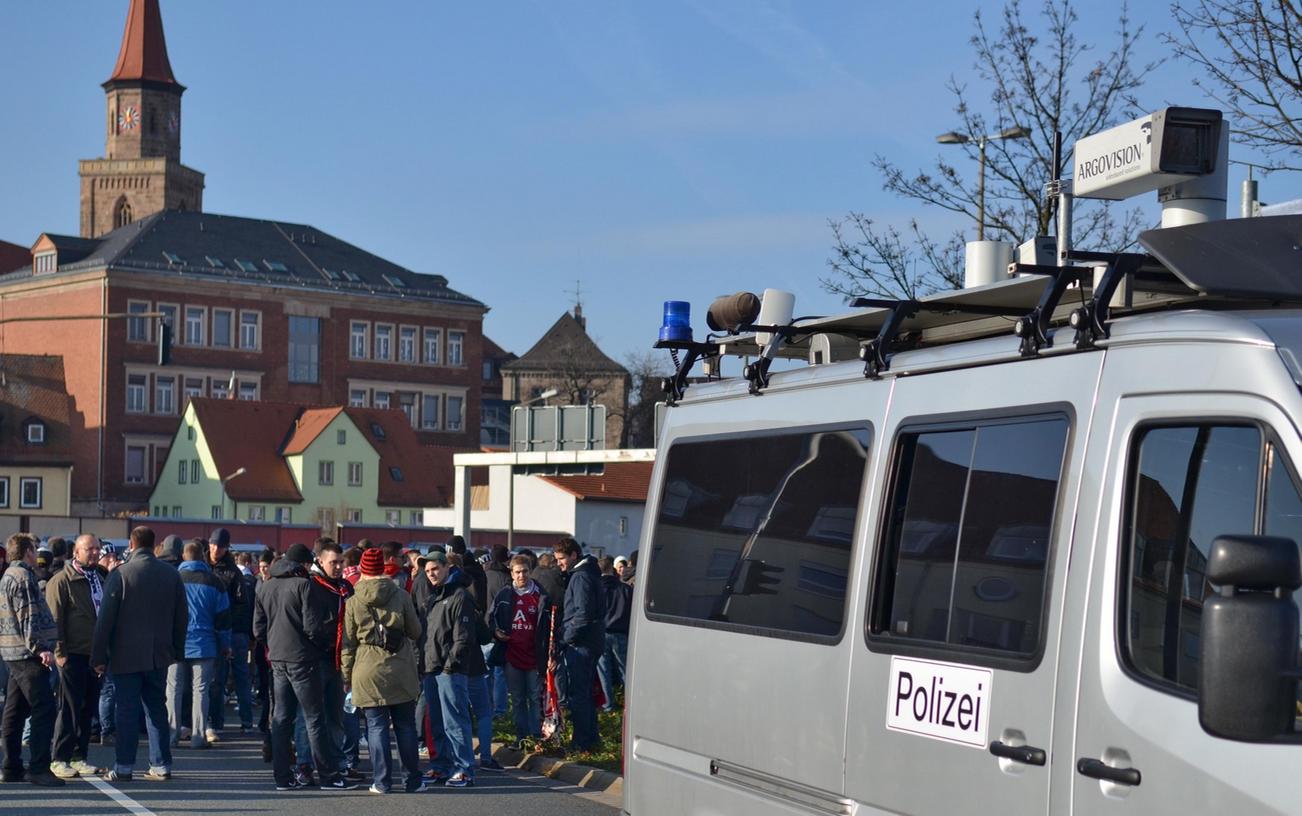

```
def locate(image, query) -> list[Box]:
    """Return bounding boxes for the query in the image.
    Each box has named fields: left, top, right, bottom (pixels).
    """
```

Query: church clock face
left=117, top=105, right=140, bottom=132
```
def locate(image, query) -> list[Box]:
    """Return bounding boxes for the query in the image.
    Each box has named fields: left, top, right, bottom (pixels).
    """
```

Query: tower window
left=114, top=199, right=133, bottom=229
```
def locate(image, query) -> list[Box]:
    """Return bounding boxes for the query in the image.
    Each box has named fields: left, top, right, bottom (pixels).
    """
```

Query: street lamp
left=936, top=125, right=1032, bottom=241
left=219, top=466, right=246, bottom=521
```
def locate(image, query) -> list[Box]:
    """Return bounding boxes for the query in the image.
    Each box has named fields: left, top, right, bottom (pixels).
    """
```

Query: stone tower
left=79, top=0, right=204, bottom=239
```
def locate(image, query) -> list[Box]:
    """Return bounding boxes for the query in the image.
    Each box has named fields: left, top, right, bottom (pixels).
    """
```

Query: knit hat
left=211, top=528, right=231, bottom=548
left=360, top=548, right=386, bottom=576
left=285, top=543, right=314, bottom=565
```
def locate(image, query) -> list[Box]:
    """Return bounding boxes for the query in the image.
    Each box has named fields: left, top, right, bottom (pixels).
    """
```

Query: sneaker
left=343, top=766, right=366, bottom=781
left=204, top=729, right=221, bottom=744
left=49, top=761, right=79, bottom=779
left=319, top=776, right=360, bottom=791
left=293, top=766, right=315, bottom=788
left=479, top=758, right=505, bottom=772
left=368, top=783, right=388, bottom=794
left=275, top=778, right=302, bottom=792
left=102, top=769, right=132, bottom=783
left=444, top=773, right=473, bottom=788
left=145, top=766, right=171, bottom=781
left=178, top=727, right=191, bottom=742
left=29, top=771, right=66, bottom=787
left=418, top=746, right=430, bottom=759
left=405, top=781, right=429, bottom=794
left=422, top=769, right=447, bottom=782
left=70, top=760, right=103, bottom=776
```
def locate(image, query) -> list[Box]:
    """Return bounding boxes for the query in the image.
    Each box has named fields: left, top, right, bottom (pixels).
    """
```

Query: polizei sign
left=885, top=656, right=992, bottom=748
left=1073, top=107, right=1222, bottom=200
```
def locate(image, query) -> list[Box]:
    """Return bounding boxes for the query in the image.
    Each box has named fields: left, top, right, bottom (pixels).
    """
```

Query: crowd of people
left=0, top=527, right=636, bottom=795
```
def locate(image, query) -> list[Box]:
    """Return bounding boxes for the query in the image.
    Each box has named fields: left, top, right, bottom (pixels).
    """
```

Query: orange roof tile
left=107, top=0, right=181, bottom=88
left=540, top=462, right=653, bottom=503
left=343, top=408, right=470, bottom=508
left=191, top=398, right=303, bottom=502
left=282, top=407, right=344, bottom=455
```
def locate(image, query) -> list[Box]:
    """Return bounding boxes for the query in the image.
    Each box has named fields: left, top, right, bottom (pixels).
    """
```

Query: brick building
left=0, top=0, right=487, bottom=514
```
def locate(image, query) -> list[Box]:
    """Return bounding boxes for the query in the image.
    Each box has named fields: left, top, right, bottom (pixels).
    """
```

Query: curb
left=492, top=742, right=623, bottom=797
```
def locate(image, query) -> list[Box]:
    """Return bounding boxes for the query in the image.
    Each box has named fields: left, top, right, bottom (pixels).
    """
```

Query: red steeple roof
left=106, top=0, right=180, bottom=87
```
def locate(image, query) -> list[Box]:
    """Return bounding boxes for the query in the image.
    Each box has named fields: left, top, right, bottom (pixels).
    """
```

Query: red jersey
left=506, top=587, right=543, bottom=671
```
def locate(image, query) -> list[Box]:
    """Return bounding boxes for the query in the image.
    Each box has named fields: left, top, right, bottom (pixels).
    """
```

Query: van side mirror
left=1198, top=534, right=1301, bottom=741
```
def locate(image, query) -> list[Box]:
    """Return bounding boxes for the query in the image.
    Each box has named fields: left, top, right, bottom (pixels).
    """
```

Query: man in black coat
left=206, top=529, right=254, bottom=733
left=481, top=544, right=512, bottom=717
left=551, top=538, right=606, bottom=752
left=597, top=556, right=632, bottom=712
left=91, top=526, right=187, bottom=783
left=420, top=551, right=480, bottom=787
left=252, top=543, right=355, bottom=792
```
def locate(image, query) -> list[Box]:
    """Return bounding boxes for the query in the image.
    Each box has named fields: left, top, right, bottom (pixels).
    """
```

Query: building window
left=348, top=462, right=363, bottom=486
left=127, top=300, right=151, bottom=342
left=183, top=377, right=204, bottom=407
left=178, top=460, right=187, bottom=484
left=211, top=505, right=222, bottom=520
left=319, top=460, right=334, bottom=486
left=448, top=331, right=465, bottom=366
left=288, top=316, right=321, bottom=384
left=184, top=306, right=206, bottom=346
left=190, top=459, right=199, bottom=483
left=317, top=507, right=335, bottom=530
left=126, top=374, right=147, bottom=413
left=18, top=478, right=43, bottom=510
left=25, top=421, right=45, bottom=445
left=248, top=505, right=265, bottom=521
left=0, top=479, right=9, bottom=508
left=385, top=509, right=401, bottom=525
left=421, top=394, right=440, bottom=430
left=337, top=430, right=346, bottom=445
left=423, top=328, right=441, bottom=364
left=157, top=303, right=178, bottom=340
left=373, top=391, right=390, bottom=410
left=410, top=510, right=421, bottom=526
left=238, top=382, right=258, bottom=401
left=125, top=444, right=147, bottom=484
left=212, top=308, right=234, bottom=348
left=239, top=311, right=261, bottom=350
left=398, top=326, right=417, bottom=363
left=374, top=324, right=393, bottom=361
left=34, top=252, right=56, bottom=274
left=211, top=380, right=229, bottom=400
left=483, top=361, right=494, bottom=381
left=349, top=389, right=367, bottom=407
left=389, top=466, right=405, bottom=482
left=115, top=198, right=133, bottom=229
left=346, top=508, right=363, bottom=523
left=350, top=322, right=369, bottom=359
left=399, top=392, right=417, bottom=427
left=275, top=507, right=292, bottom=524
left=155, top=376, right=175, bottom=414
left=446, top=396, right=464, bottom=431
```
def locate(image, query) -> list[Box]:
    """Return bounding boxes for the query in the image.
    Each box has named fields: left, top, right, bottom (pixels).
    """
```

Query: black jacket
left=307, top=567, right=353, bottom=668
left=252, top=559, right=330, bottom=664
left=531, top=565, right=565, bottom=607
left=459, top=558, right=487, bottom=614
left=210, top=553, right=253, bottom=636
left=483, top=561, right=510, bottom=623
left=559, top=557, right=606, bottom=652
left=91, top=549, right=187, bottom=674
left=421, top=568, right=484, bottom=676
left=601, top=573, right=632, bottom=635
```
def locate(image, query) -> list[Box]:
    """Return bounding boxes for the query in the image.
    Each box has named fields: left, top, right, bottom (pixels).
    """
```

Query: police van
left=623, top=108, right=1302, bottom=815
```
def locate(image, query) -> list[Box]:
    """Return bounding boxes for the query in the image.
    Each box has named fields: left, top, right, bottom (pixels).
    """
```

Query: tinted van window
left=873, top=416, right=1069, bottom=656
left=646, top=427, right=870, bottom=640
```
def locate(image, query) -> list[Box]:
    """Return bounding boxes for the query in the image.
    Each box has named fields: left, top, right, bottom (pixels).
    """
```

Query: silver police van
left=623, top=110, right=1302, bottom=815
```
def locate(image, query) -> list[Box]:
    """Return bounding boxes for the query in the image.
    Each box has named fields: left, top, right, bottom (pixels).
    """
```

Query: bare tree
left=825, top=0, right=1153, bottom=299
left=620, top=351, right=673, bottom=448
left=1165, top=0, right=1302, bottom=172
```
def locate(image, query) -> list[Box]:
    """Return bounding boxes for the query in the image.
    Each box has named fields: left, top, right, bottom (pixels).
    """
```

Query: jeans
left=433, top=672, right=475, bottom=778
left=481, top=645, right=508, bottom=717
left=111, top=668, right=172, bottom=774
left=98, top=672, right=116, bottom=736
left=271, top=660, right=337, bottom=787
left=53, top=655, right=101, bottom=762
left=556, top=644, right=599, bottom=751
left=466, top=673, right=494, bottom=763
left=420, top=674, right=452, bottom=774
left=342, top=705, right=361, bottom=768
left=505, top=664, right=541, bottom=741
left=320, top=662, right=349, bottom=773
left=210, top=632, right=254, bottom=729
left=364, top=700, right=421, bottom=793
left=597, top=632, right=628, bottom=711
left=166, top=658, right=214, bottom=746
left=2, top=659, right=56, bottom=775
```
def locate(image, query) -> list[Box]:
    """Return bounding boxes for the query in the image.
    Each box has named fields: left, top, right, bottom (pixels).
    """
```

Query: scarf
left=71, top=560, right=103, bottom=614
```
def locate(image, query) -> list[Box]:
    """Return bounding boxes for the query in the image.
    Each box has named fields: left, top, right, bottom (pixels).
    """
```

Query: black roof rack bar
left=852, top=298, right=1027, bottom=378
left=654, top=338, right=719, bottom=405
left=1011, top=264, right=1095, bottom=357
left=1070, top=253, right=1152, bottom=349
left=736, top=323, right=800, bottom=395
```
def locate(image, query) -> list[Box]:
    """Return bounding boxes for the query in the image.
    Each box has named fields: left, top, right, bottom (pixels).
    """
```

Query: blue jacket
left=178, top=560, right=231, bottom=659
left=559, top=556, right=606, bottom=652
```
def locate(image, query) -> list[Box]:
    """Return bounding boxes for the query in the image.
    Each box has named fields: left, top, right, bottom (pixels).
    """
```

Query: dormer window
left=25, top=420, right=46, bottom=445
left=33, top=252, right=56, bottom=274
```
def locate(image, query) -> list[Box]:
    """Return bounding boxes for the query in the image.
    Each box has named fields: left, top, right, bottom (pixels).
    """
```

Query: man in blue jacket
left=551, top=538, right=606, bottom=753
left=169, top=541, right=230, bottom=749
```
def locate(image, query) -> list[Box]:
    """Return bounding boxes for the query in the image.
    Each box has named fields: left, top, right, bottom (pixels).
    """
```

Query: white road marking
left=84, top=776, right=160, bottom=816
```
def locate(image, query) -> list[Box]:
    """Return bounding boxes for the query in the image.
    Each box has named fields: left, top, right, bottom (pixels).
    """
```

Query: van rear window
left=871, top=415, right=1069, bottom=658
left=645, top=426, right=870, bottom=641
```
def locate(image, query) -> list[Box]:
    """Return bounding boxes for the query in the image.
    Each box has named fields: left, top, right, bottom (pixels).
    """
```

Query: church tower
left=79, top=0, right=204, bottom=239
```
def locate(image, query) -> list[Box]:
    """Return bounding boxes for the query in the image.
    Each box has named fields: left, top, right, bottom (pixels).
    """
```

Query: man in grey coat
left=91, top=526, right=187, bottom=783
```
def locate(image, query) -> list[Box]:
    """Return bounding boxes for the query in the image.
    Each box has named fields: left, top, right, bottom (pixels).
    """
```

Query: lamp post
left=218, top=466, right=246, bottom=521
left=936, top=125, right=1032, bottom=241
left=507, top=388, right=560, bottom=550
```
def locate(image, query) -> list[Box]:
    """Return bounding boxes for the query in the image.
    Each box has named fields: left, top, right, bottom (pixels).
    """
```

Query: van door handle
left=988, top=740, right=1046, bottom=766
left=1076, top=757, right=1141, bottom=786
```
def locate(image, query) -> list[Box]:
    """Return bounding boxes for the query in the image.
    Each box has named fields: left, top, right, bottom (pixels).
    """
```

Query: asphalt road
left=0, top=728, right=621, bottom=816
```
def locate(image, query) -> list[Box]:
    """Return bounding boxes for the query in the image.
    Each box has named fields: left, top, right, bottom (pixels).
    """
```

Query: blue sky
left=0, top=1, right=1287, bottom=364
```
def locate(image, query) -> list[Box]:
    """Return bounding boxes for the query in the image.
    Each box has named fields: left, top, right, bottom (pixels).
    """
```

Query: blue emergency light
left=659, top=300, right=692, bottom=342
